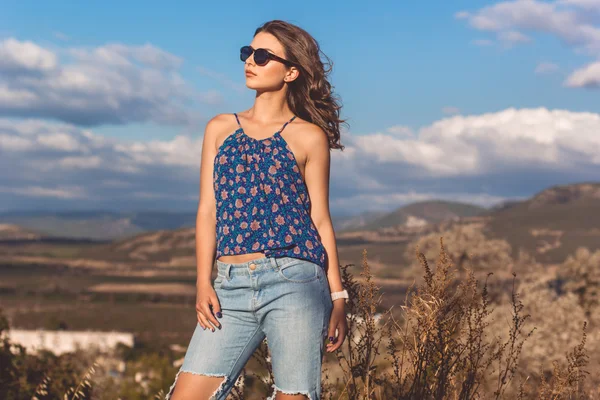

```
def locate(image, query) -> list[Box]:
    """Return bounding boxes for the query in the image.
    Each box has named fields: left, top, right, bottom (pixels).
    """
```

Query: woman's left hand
left=326, top=301, right=348, bottom=352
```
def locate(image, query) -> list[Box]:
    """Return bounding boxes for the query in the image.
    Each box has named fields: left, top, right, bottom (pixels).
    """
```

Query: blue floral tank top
left=213, top=113, right=327, bottom=270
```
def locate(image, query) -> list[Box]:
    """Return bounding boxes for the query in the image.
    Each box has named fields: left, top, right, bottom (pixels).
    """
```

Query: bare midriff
left=216, top=251, right=267, bottom=263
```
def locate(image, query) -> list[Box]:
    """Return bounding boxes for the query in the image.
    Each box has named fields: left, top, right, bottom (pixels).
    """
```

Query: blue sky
left=0, top=0, right=599, bottom=215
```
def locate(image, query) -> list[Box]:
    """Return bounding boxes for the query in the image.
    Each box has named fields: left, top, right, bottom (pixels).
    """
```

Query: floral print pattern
left=213, top=114, right=327, bottom=270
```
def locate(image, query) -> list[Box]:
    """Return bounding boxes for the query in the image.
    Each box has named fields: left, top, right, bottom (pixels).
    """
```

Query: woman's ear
left=285, top=67, right=300, bottom=83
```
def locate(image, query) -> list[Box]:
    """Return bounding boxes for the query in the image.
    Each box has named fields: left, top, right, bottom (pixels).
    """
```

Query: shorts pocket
left=213, top=273, right=226, bottom=289
left=278, top=259, right=318, bottom=283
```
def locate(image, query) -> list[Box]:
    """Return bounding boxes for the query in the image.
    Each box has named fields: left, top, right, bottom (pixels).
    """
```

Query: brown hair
left=254, top=20, right=347, bottom=151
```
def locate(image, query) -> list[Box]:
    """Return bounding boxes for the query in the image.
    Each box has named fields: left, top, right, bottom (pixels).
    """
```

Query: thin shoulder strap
left=233, top=113, right=242, bottom=129
left=279, top=115, right=297, bottom=134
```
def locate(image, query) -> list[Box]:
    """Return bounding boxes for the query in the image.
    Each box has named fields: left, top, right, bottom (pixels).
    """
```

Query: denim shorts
left=165, top=255, right=334, bottom=400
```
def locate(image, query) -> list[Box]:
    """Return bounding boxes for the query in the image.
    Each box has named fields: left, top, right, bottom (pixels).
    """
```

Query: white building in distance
left=6, top=329, right=135, bottom=355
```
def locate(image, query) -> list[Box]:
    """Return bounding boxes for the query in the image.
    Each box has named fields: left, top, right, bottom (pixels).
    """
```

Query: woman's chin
left=245, top=82, right=267, bottom=91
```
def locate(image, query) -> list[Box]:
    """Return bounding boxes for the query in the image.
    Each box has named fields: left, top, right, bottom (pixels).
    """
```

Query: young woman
left=166, top=20, right=348, bottom=400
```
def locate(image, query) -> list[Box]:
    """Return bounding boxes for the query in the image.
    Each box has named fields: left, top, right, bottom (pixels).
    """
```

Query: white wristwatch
left=331, top=289, right=349, bottom=303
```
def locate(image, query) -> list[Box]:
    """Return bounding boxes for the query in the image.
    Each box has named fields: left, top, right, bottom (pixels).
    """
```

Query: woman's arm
left=303, top=123, right=348, bottom=352
left=195, top=114, right=227, bottom=285
left=302, top=125, right=343, bottom=293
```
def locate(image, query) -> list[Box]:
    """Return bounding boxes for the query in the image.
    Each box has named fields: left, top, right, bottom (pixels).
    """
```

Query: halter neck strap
left=233, top=113, right=242, bottom=129
left=233, top=113, right=297, bottom=133
left=279, top=115, right=297, bottom=134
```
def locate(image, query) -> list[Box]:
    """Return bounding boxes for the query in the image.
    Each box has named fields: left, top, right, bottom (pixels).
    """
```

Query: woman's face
left=244, top=32, right=297, bottom=91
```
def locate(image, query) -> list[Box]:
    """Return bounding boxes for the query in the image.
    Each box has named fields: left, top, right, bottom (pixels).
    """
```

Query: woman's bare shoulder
left=206, top=113, right=237, bottom=131
left=204, top=113, right=239, bottom=149
left=289, top=118, right=329, bottom=148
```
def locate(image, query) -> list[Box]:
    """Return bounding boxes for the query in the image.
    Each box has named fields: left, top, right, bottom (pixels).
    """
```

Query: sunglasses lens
left=240, top=46, right=252, bottom=62
left=254, top=48, right=269, bottom=65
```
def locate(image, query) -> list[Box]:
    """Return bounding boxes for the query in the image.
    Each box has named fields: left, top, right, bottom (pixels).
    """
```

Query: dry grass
left=61, top=361, right=98, bottom=400
left=316, top=237, right=592, bottom=399
left=3, top=236, right=597, bottom=399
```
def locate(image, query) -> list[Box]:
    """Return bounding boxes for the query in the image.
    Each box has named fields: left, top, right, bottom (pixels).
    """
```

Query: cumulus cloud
left=0, top=38, right=215, bottom=126
left=0, top=117, right=203, bottom=210
left=498, top=30, right=533, bottom=47
left=565, top=61, right=600, bottom=87
left=456, top=0, right=600, bottom=53
left=386, top=125, right=415, bottom=137
left=374, top=107, right=600, bottom=175
left=557, top=0, right=600, bottom=13
left=457, top=0, right=600, bottom=89
left=0, top=38, right=57, bottom=73
left=2, top=108, right=599, bottom=214
left=328, top=107, right=600, bottom=214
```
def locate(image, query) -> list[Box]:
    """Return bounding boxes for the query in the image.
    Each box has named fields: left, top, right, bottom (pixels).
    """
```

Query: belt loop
left=225, top=264, right=232, bottom=280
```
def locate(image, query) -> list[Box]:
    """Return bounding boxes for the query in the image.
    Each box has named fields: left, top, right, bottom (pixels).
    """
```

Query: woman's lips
left=245, top=70, right=256, bottom=77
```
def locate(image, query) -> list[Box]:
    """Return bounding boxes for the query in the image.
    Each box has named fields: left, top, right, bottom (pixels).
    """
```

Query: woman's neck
left=248, top=90, right=293, bottom=122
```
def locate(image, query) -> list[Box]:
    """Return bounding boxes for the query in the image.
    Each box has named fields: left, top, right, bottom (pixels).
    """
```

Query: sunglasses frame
left=240, top=45, right=297, bottom=68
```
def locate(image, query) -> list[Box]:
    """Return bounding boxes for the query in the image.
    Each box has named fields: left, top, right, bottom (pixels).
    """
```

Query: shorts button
left=249, top=263, right=256, bottom=270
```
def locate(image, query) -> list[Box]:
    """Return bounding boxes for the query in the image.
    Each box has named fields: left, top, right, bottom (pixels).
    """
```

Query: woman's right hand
left=195, top=281, right=222, bottom=331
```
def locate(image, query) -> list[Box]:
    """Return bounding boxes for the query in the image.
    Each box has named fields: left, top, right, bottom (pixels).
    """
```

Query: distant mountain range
left=340, top=200, right=487, bottom=231
left=0, top=200, right=489, bottom=241
left=0, top=210, right=196, bottom=240
left=2, top=182, right=599, bottom=265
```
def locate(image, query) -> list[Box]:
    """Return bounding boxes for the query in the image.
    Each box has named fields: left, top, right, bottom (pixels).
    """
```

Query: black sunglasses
left=240, top=45, right=296, bottom=67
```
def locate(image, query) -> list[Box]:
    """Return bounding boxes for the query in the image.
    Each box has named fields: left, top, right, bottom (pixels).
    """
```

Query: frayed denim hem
left=267, top=383, right=313, bottom=400
left=165, top=368, right=228, bottom=400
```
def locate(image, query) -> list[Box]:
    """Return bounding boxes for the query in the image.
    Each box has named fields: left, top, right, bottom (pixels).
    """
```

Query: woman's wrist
left=331, top=289, right=349, bottom=304
left=196, top=278, right=213, bottom=287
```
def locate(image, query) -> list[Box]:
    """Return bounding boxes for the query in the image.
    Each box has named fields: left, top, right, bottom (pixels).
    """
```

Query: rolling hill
left=343, top=200, right=488, bottom=232
left=485, top=182, right=600, bottom=263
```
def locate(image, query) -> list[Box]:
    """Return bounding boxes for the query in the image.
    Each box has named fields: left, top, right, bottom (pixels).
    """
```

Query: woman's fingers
left=195, top=287, right=222, bottom=332
left=202, top=301, right=221, bottom=331
left=326, top=322, right=347, bottom=352
left=197, top=309, right=210, bottom=330
left=210, top=294, right=222, bottom=320
left=327, top=322, right=337, bottom=344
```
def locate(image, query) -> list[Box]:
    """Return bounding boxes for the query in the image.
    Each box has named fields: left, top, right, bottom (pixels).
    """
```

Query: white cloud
left=337, top=107, right=600, bottom=177
left=58, top=156, right=103, bottom=169
left=557, top=0, right=600, bottom=12
left=457, top=0, right=596, bottom=49
left=498, top=30, right=533, bottom=47
left=0, top=38, right=57, bottom=72
left=0, top=38, right=216, bottom=126
left=0, top=185, right=87, bottom=199
left=457, top=0, right=600, bottom=53
left=36, top=132, right=82, bottom=152
left=0, top=134, right=33, bottom=151
left=565, top=61, right=600, bottom=87
left=457, top=0, right=600, bottom=89
left=0, top=118, right=202, bottom=175
left=386, top=125, right=415, bottom=137
left=0, top=118, right=204, bottom=207
left=1, top=108, right=599, bottom=213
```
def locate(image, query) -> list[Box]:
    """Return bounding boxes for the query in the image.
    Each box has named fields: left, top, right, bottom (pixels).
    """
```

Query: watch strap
left=331, top=289, right=349, bottom=303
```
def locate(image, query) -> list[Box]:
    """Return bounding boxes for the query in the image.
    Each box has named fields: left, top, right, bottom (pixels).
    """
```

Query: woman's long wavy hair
left=254, top=20, right=346, bottom=151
